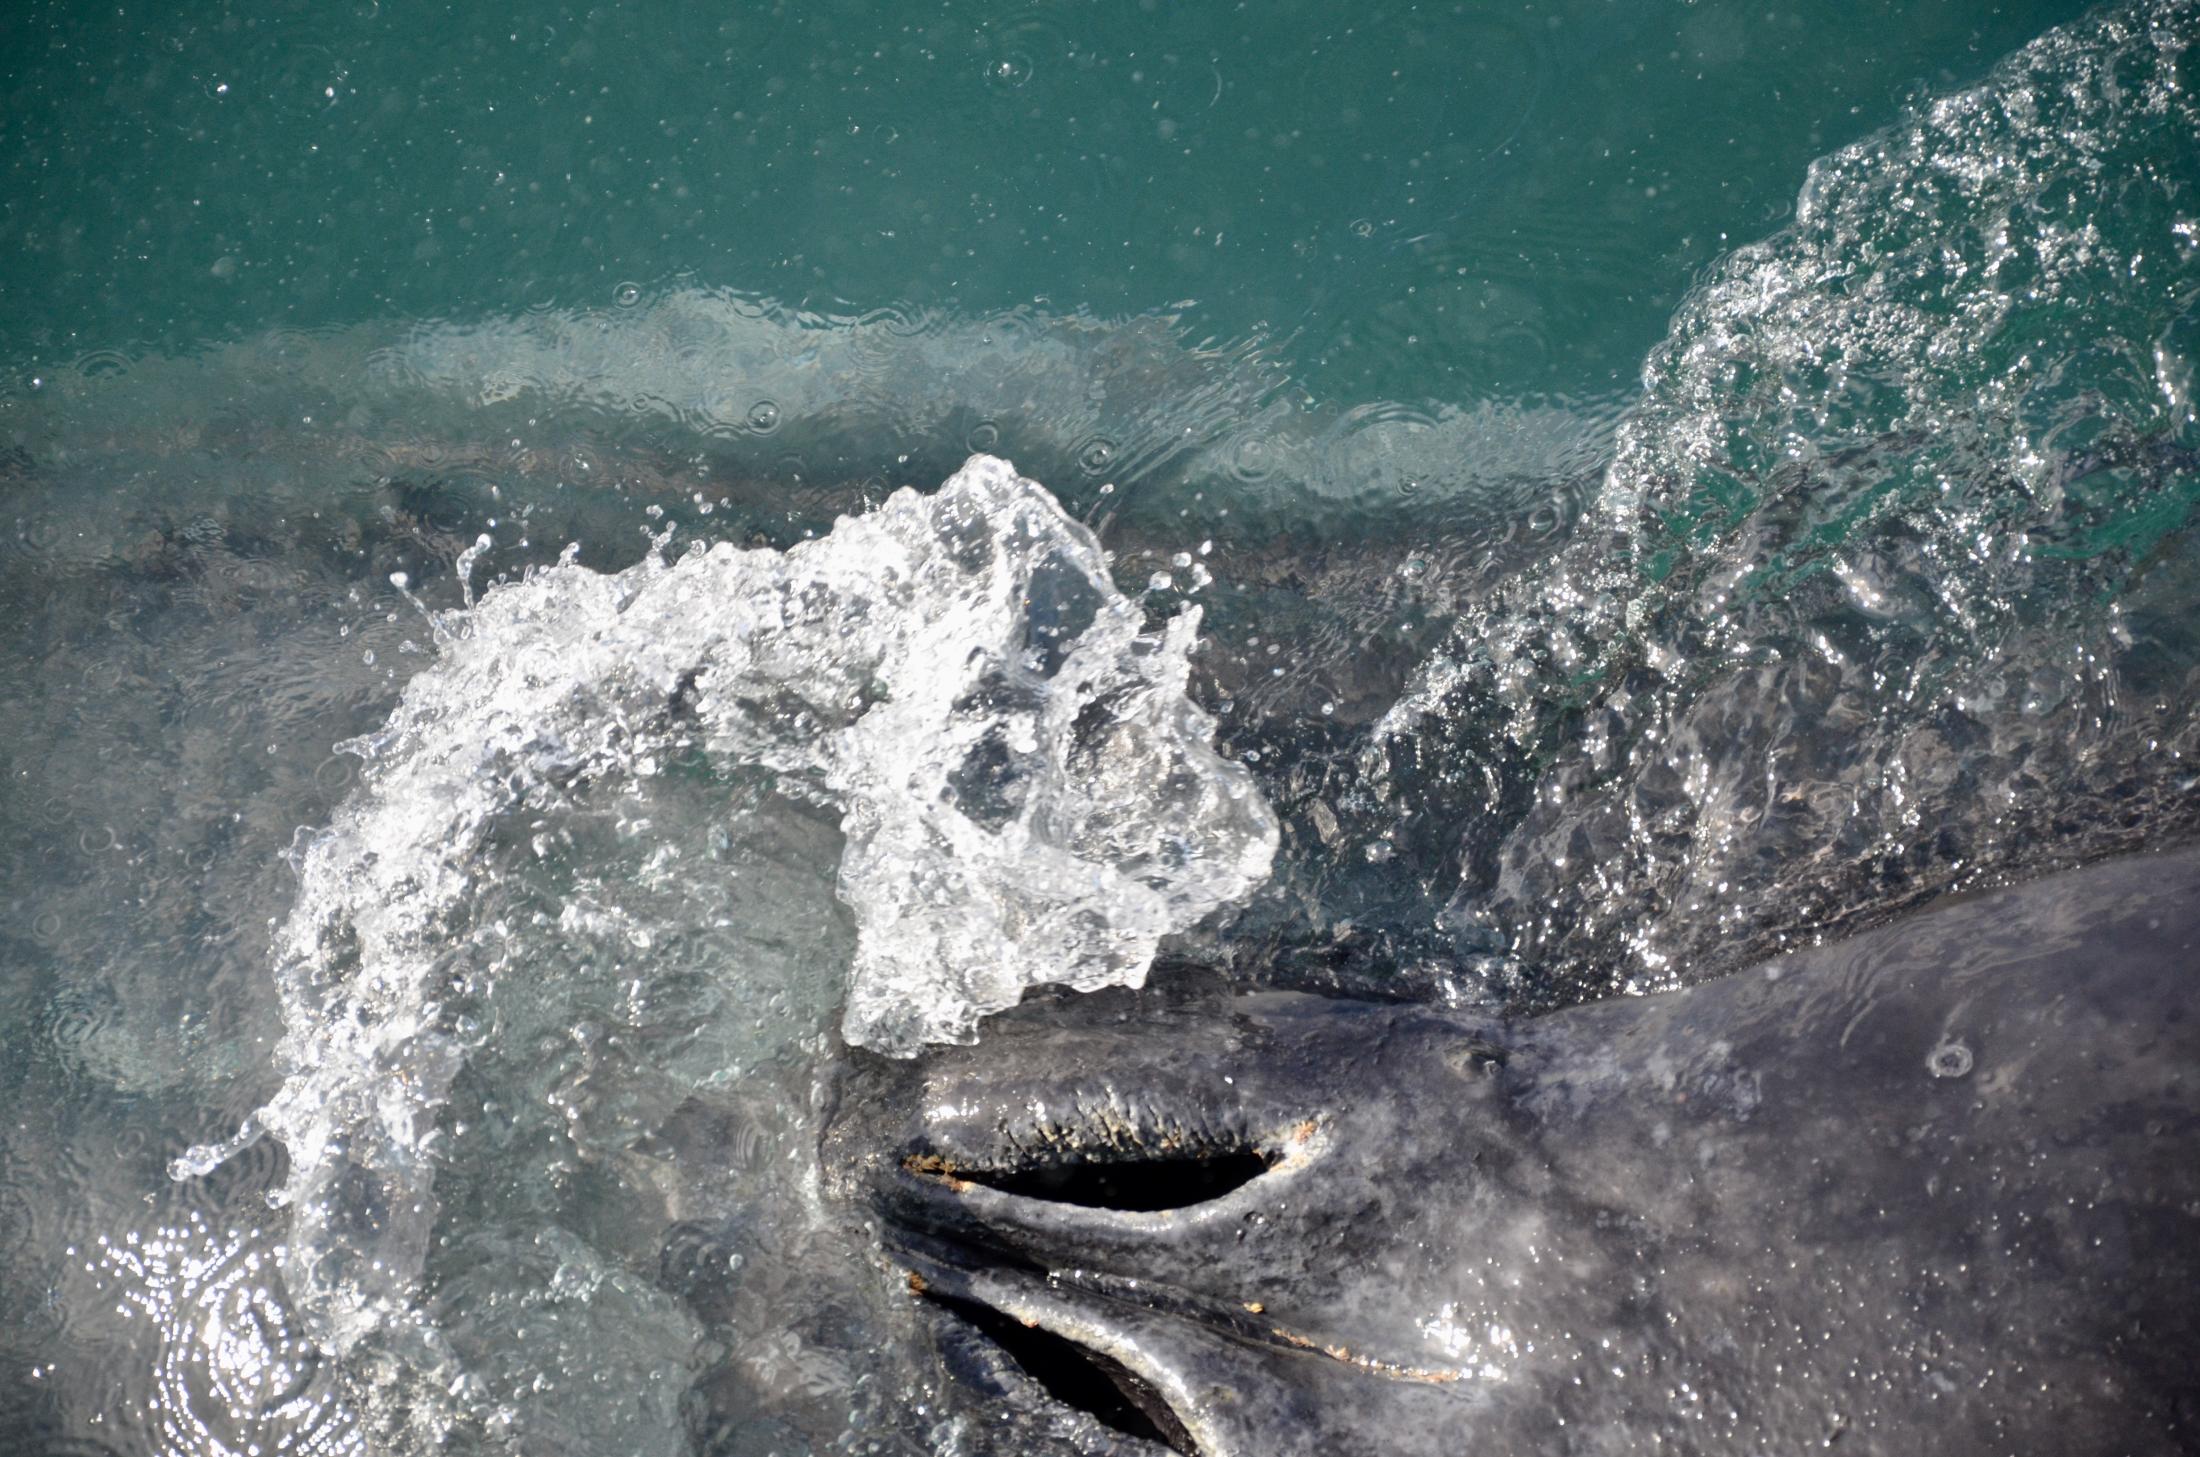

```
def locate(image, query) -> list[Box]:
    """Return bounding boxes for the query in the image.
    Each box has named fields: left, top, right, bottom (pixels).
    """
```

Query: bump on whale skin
left=825, top=844, right=2200, bottom=1457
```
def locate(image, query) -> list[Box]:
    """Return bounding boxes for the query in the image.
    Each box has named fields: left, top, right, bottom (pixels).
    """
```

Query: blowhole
left=951, top=1146, right=1277, bottom=1212
left=926, top=1292, right=1199, bottom=1454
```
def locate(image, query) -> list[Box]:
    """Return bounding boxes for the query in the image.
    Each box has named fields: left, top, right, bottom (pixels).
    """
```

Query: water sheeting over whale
left=1367, top=0, right=2200, bottom=1000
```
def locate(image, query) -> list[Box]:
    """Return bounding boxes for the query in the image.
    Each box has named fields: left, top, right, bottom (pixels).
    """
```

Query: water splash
left=177, top=455, right=1274, bottom=1370
left=1373, top=0, right=2200, bottom=1001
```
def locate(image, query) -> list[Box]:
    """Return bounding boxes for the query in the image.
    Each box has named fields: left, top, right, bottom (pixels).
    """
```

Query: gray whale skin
left=826, top=845, right=2200, bottom=1457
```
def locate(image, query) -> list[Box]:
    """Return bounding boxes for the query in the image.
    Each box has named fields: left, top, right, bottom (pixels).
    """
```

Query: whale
left=7, top=295, right=2196, bottom=1454
left=824, top=843, right=2200, bottom=1456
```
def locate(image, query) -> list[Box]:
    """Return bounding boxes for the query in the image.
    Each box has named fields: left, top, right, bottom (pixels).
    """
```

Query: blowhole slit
left=925, top=1292, right=1200, bottom=1454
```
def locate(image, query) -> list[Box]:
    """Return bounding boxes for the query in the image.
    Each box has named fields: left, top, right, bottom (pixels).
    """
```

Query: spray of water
left=170, top=456, right=1276, bottom=1387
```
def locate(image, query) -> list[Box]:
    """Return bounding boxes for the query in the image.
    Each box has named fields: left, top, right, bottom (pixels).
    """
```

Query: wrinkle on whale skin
left=827, top=845, right=2200, bottom=1457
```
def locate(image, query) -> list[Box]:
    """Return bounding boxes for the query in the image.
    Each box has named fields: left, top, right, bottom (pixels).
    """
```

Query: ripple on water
left=173, top=1128, right=290, bottom=1225
left=971, top=4, right=1074, bottom=97
left=82, top=1214, right=362, bottom=1457
left=1317, top=401, right=1443, bottom=512
left=1075, top=434, right=1118, bottom=474
left=1223, top=428, right=1279, bottom=485
left=38, top=983, right=123, bottom=1089
left=0, top=1147, right=48, bottom=1350
left=72, top=349, right=132, bottom=382
left=984, top=50, right=1032, bottom=88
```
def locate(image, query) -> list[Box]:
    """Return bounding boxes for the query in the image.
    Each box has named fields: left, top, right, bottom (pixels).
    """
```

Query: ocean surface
left=2, top=1, right=2195, bottom=1452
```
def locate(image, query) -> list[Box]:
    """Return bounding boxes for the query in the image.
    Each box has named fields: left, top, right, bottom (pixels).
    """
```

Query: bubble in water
left=1927, top=1041, right=1974, bottom=1079
left=169, top=1116, right=267, bottom=1184
left=1077, top=436, right=1117, bottom=474
left=1226, top=432, right=1276, bottom=484
left=987, top=53, right=1033, bottom=88
left=747, top=399, right=782, bottom=434
left=614, top=282, right=643, bottom=307
left=966, top=418, right=1001, bottom=452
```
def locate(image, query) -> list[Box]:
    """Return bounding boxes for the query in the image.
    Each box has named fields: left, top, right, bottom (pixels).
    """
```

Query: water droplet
left=747, top=400, right=782, bottom=434
left=1078, top=437, right=1117, bottom=474
left=1349, top=218, right=1375, bottom=239
left=966, top=419, right=1001, bottom=452
left=613, top=282, right=642, bottom=307
left=988, top=53, right=1033, bottom=88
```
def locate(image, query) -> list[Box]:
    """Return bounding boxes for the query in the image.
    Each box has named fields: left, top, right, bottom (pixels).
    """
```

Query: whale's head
left=822, top=979, right=1569, bottom=1457
left=820, top=848, right=2200, bottom=1456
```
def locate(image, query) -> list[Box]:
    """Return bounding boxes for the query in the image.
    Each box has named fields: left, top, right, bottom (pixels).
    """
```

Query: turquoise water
left=3, top=0, right=2091, bottom=397
left=2, top=1, right=2197, bottom=1453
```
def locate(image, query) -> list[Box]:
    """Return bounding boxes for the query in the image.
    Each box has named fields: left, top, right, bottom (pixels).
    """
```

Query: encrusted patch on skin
left=1261, top=1323, right=1467, bottom=1385
left=902, top=1153, right=971, bottom=1191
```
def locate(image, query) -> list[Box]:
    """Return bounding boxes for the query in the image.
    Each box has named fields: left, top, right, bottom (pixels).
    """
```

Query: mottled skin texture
left=826, top=846, right=2200, bottom=1456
